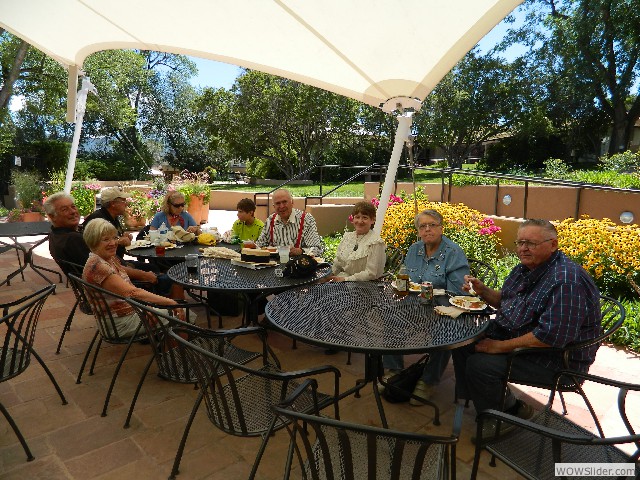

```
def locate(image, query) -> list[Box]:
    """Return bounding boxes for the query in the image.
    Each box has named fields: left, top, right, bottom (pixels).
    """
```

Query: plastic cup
left=155, top=245, right=166, bottom=256
left=185, top=254, right=199, bottom=274
left=278, top=246, right=290, bottom=264
left=149, top=230, right=160, bottom=243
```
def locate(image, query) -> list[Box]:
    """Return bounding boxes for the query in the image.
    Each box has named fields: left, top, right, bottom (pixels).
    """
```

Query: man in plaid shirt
left=452, top=219, right=601, bottom=439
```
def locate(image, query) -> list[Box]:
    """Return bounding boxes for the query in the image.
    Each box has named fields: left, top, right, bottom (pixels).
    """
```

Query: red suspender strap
left=269, top=211, right=306, bottom=248
left=269, top=214, right=276, bottom=245
left=295, top=212, right=306, bottom=248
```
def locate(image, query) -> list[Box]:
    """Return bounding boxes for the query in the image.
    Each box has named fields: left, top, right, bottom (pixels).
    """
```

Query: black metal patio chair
left=471, top=370, right=640, bottom=480
left=271, top=379, right=463, bottom=480
left=0, top=285, right=66, bottom=461
left=166, top=325, right=342, bottom=480
left=122, top=300, right=262, bottom=428
left=54, top=260, right=93, bottom=354
left=500, top=295, right=625, bottom=416
left=468, top=257, right=498, bottom=288
left=68, top=274, right=209, bottom=417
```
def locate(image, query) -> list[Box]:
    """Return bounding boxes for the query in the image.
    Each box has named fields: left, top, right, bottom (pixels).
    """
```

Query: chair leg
left=346, top=352, right=351, bottom=365
left=559, top=391, right=568, bottom=415
left=170, top=390, right=205, bottom=480
left=28, top=347, right=67, bottom=405
left=56, top=299, right=79, bottom=354
left=249, top=417, right=279, bottom=480
left=0, top=402, right=34, bottom=461
left=101, top=336, right=138, bottom=417
left=76, top=331, right=99, bottom=384
left=124, top=354, right=156, bottom=428
left=88, top=337, right=104, bottom=376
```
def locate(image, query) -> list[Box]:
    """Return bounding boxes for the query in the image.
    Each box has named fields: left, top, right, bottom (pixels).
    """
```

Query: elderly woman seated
left=325, top=201, right=386, bottom=282
left=82, top=218, right=192, bottom=337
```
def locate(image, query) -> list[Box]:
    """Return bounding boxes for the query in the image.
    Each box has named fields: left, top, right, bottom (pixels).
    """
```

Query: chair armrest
left=277, top=378, right=322, bottom=414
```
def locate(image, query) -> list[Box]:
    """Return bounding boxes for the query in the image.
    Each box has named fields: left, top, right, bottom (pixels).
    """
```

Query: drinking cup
left=149, top=230, right=160, bottom=244
left=155, top=245, right=166, bottom=256
left=185, top=254, right=199, bottom=274
left=278, top=246, right=290, bottom=264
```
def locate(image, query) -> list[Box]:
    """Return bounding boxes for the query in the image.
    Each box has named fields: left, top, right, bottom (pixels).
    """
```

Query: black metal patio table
left=0, top=221, right=62, bottom=288
left=167, top=256, right=331, bottom=325
left=265, top=281, right=491, bottom=428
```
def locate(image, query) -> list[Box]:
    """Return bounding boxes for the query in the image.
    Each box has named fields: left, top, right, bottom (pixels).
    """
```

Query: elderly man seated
left=44, top=192, right=169, bottom=293
left=255, top=189, right=324, bottom=256
left=452, top=219, right=601, bottom=442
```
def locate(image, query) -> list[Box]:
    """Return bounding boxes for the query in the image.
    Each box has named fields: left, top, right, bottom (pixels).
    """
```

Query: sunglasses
left=170, top=202, right=185, bottom=208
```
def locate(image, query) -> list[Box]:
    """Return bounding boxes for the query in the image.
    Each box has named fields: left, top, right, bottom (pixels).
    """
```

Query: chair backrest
left=0, top=285, right=56, bottom=382
left=126, top=299, right=242, bottom=384
left=168, top=326, right=305, bottom=437
left=273, top=385, right=459, bottom=480
left=68, top=273, right=144, bottom=343
left=467, top=258, right=498, bottom=289
left=58, top=260, right=92, bottom=314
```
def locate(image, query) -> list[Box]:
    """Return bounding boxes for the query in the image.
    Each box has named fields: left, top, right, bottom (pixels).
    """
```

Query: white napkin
left=434, top=305, right=466, bottom=318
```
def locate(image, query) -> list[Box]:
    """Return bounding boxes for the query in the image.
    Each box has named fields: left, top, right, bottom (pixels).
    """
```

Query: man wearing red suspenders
left=255, top=189, right=324, bottom=257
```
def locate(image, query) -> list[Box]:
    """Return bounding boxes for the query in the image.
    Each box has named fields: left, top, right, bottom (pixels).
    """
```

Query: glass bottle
left=396, top=264, right=409, bottom=296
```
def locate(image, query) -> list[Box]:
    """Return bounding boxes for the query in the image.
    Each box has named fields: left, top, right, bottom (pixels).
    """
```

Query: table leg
left=24, top=237, right=62, bottom=286
left=1, top=241, right=28, bottom=287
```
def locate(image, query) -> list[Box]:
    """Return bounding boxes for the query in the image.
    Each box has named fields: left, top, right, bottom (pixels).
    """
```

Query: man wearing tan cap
left=83, top=187, right=133, bottom=260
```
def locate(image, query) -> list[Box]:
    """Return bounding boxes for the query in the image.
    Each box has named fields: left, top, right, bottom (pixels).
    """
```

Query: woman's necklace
left=353, top=233, right=366, bottom=251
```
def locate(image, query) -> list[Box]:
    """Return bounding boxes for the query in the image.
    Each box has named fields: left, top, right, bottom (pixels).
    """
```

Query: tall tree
left=203, top=70, right=360, bottom=179
left=519, top=0, right=640, bottom=155
left=413, top=50, right=517, bottom=168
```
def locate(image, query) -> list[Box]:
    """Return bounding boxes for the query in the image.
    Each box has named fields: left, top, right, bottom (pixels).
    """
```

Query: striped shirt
left=490, top=250, right=601, bottom=372
left=256, top=208, right=324, bottom=256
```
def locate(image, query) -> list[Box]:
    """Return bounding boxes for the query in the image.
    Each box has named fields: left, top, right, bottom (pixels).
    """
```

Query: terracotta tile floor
left=0, top=237, right=638, bottom=479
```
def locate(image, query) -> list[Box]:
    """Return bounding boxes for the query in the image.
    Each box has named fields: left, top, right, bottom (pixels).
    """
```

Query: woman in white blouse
left=327, top=201, right=386, bottom=282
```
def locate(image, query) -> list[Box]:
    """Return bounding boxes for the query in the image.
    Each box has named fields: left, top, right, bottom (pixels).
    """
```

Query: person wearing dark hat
left=83, top=187, right=133, bottom=260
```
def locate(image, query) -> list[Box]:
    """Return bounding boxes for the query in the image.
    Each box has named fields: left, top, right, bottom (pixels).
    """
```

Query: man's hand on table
left=290, top=246, right=303, bottom=256
left=119, top=233, right=133, bottom=247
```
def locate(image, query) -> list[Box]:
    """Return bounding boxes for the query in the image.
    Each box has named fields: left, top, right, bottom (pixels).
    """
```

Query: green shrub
left=322, top=233, right=342, bottom=263
left=608, top=298, right=640, bottom=352
left=599, top=150, right=640, bottom=173
left=543, top=158, right=571, bottom=179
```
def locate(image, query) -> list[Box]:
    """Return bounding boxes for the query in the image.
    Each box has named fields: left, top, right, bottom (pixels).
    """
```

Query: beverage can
left=420, top=282, right=433, bottom=305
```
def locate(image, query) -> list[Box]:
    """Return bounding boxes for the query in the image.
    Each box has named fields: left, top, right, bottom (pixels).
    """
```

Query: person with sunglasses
left=150, top=191, right=201, bottom=235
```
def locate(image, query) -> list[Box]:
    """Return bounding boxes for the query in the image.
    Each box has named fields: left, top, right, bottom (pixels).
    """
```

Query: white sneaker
left=377, top=369, right=401, bottom=393
left=409, top=380, right=436, bottom=406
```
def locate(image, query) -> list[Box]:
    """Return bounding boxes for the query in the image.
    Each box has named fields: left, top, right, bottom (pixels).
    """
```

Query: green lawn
left=210, top=182, right=366, bottom=197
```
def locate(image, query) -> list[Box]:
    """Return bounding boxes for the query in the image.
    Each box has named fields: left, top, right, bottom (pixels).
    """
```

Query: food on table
left=408, top=281, right=422, bottom=292
left=201, top=247, right=241, bottom=259
left=240, top=248, right=272, bottom=263
left=171, top=225, right=196, bottom=242
left=450, top=296, right=486, bottom=310
left=197, top=233, right=217, bottom=246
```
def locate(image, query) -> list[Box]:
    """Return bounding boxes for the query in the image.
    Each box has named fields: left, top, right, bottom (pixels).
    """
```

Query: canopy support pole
left=374, top=97, right=422, bottom=235
left=64, top=76, right=97, bottom=193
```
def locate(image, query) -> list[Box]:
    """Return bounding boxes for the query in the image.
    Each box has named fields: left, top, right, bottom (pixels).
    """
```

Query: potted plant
left=172, top=170, right=211, bottom=224
left=10, top=169, right=45, bottom=222
left=45, top=169, right=102, bottom=217
left=124, top=190, right=152, bottom=229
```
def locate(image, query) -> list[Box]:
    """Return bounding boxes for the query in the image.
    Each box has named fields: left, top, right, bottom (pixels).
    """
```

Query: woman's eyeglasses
left=418, top=223, right=441, bottom=230
left=170, top=202, right=185, bottom=208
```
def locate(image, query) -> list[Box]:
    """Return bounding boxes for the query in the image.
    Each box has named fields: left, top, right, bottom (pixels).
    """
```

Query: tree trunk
left=0, top=39, right=29, bottom=110
left=608, top=103, right=631, bottom=155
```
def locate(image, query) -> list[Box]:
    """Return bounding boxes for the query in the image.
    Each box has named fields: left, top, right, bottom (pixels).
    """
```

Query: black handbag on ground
left=382, top=354, right=429, bottom=403
left=282, top=254, right=320, bottom=278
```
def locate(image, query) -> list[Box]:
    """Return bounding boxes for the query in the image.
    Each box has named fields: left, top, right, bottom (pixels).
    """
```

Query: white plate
left=449, top=296, right=487, bottom=311
left=409, top=282, right=422, bottom=293
left=126, top=240, right=152, bottom=250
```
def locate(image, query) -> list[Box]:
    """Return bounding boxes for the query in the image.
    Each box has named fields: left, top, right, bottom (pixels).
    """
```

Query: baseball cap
left=100, top=187, right=130, bottom=203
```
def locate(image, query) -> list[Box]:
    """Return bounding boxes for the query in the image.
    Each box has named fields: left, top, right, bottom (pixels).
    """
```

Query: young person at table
left=382, top=209, right=470, bottom=405
left=232, top=198, right=264, bottom=241
left=255, top=189, right=324, bottom=256
left=325, top=201, right=385, bottom=282
left=149, top=191, right=201, bottom=235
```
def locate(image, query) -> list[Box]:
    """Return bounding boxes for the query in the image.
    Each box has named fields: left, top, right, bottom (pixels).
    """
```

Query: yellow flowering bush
left=378, top=191, right=502, bottom=264
left=556, top=216, right=640, bottom=297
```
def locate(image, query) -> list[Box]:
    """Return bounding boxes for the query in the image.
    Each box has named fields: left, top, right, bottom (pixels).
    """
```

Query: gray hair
left=519, top=219, right=558, bottom=238
left=83, top=218, right=117, bottom=251
left=43, top=192, right=74, bottom=217
left=414, top=209, right=443, bottom=229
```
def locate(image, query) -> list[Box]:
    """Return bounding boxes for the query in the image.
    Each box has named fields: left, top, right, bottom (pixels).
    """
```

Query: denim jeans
left=382, top=350, right=451, bottom=385
left=452, top=342, right=558, bottom=413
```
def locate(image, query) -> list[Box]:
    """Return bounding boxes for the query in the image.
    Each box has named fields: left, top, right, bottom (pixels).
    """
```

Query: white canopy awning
left=1, top=0, right=521, bottom=108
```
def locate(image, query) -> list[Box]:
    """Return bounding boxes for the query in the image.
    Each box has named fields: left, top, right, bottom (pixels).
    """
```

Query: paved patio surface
left=1, top=233, right=638, bottom=479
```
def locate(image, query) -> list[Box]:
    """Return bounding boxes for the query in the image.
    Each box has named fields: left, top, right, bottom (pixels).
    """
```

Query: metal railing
left=252, top=163, right=639, bottom=221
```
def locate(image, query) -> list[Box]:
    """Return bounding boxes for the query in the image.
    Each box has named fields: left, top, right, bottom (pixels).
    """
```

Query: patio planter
left=187, top=194, right=205, bottom=224
left=21, top=212, right=45, bottom=222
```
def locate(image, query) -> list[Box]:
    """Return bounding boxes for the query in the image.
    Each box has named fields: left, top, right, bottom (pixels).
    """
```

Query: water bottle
left=158, top=222, right=168, bottom=243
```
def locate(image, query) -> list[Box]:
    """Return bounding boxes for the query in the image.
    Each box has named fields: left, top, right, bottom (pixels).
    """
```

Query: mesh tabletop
left=167, top=257, right=331, bottom=293
left=132, top=242, right=240, bottom=261
left=265, top=281, right=491, bottom=354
